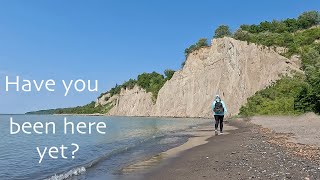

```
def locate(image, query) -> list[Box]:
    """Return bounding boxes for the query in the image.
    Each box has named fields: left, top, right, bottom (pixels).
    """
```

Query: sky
left=0, top=0, right=319, bottom=114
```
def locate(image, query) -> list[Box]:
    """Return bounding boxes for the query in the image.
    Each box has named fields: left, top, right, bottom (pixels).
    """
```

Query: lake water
left=0, top=115, right=212, bottom=180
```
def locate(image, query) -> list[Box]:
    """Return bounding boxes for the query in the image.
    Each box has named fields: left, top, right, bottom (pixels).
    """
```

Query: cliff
left=96, top=37, right=301, bottom=118
left=106, top=85, right=154, bottom=116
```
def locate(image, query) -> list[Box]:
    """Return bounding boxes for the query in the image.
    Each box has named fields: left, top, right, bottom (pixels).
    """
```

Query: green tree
left=214, top=25, right=232, bottom=38
left=235, top=11, right=320, bottom=115
left=297, top=11, right=320, bottom=29
left=239, top=75, right=308, bottom=116
left=137, top=72, right=166, bottom=100
left=233, top=29, right=249, bottom=41
left=164, top=69, right=175, bottom=80
left=184, top=38, right=208, bottom=58
left=294, top=84, right=315, bottom=113
left=122, top=79, right=137, bottom=90
left=301, top=46, right=320, bottom=113
left=283, top=18, right=299, bottom=32
left=184, top=44, right=196, bottom=57
left=196, top=38, right=208, bottom=47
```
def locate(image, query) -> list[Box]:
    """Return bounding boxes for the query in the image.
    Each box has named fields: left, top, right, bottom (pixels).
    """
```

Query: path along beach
left=123, top=113, right=320, bottom=180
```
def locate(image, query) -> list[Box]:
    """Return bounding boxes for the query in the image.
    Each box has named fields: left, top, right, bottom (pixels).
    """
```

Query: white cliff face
left=106, top=85, right=154, bottom=116
left=96, top=37, right=301, bottom=118
left=95, top=93, right=111, bottom=107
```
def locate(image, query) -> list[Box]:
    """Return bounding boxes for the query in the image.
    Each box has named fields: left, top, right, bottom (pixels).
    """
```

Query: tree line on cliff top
left=184, top=11, right=320, bottom=58
left=28, top=69, right=176, bottom=114
left=183, top=11, right=320, bottom=116
left=28, top=11, right=320, bottom=115
left=103, top=69, right=175, bottom=101
left=235, top=11, right=320, bottom=116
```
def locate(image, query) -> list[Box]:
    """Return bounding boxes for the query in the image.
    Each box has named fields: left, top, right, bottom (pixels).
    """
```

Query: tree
left=196, top=38, right=208, bottom=47
left=283, top=18, right=299, bottom=32
left=164, top=69, right=175, bottom=80
left=214, top=25, right=232, bottom=38
left=184, top=38, right=208, bottom=58
left=302, top=47, right=320, bottom=113
left=259, top=21, right=272, bottom=32
left=184, top=44, right=196, bottom=57
left=298, top=11, right=320, bottom=29
left=122, top=78, right=137, bottom=90
left=233, top=29, right=249, bottom=41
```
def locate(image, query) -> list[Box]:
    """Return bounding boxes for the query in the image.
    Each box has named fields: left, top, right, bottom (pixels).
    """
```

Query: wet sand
left=127, top=117, right=320, bottom=180
left=121, top=124, right=237, bottom=174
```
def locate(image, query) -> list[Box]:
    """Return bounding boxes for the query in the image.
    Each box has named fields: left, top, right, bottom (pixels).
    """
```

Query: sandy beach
left=121, top=123, right=237, bottom=175
left=123, top=114, right=320, bottom=180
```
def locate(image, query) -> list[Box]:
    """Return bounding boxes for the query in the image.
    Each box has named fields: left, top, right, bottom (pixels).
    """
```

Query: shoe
left=215, top=130, right=218, bottom=135
left=220, top=131, right=224, bottom=135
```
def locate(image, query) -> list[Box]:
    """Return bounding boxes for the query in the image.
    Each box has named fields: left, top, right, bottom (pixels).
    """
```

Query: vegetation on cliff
left=100, top=69, right=176, bottom=101
left=184, top=38, right=208, bottom=56
left=182, top=38, right=209, bottom=67
left=28, top=11, right=319, bottom=116
left=239, top=75, right=309, bottom=116
left=214, top=25, right=232, bottom=38
left=28, top=69, right=175, bottom=114
left=238, top=11, right=320, bottom=116
left=26, top=101, right=110, bottom=114
left=180, top=10, right=319, bottom=116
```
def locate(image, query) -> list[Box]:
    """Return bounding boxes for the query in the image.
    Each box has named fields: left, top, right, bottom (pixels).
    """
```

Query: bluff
left=96, top=37, right=301, bottom=118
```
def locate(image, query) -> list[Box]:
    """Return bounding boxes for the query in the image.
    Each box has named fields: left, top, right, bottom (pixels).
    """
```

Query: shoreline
left=52, top=113, right=107, bottom=116
left=134, top=117, right=320, bottom=180
left=24, top=113, right=214, bottom=119
left=120, top=122, right=238, bottom=177
left=42, top=116, right=216, bottom=180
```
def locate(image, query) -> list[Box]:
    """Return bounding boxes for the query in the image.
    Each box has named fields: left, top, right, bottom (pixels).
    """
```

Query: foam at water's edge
left=45, top=167, right=86, bottom=180
left=42, top=133, right=167, bottom=180
left=43, top=121, right=212, bottom=180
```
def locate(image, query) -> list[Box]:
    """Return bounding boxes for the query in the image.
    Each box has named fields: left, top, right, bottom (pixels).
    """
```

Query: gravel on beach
left=138, top=118, right=320, bottom=180
left=251, top=113, right=320, bottom=146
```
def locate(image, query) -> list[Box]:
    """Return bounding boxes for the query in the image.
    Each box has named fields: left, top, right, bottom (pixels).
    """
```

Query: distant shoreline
left=21, top=113, right=214, bottom=119
left=0, top=114, right=26, bottom=115
left=52, top=113, right=107, bottom=116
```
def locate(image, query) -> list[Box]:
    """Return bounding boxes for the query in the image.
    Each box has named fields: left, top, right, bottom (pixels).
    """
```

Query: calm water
left=0, top=115, right=212, bottom=180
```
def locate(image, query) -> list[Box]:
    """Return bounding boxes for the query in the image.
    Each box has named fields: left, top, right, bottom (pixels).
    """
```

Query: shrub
left=297, top=11, right=320, bottom=29
left=214, top=25, right=232, bottom=38
left=239, top=11, right=320, bottom=34
left=237, top=11, right=320, bottom=115
left=164, top=69, right=175, bottom=80
left=137, top=72, right=166, bottom=100
left=184, top=38, right=209, bottom=58
left=239, top=75, right=308, bottom=116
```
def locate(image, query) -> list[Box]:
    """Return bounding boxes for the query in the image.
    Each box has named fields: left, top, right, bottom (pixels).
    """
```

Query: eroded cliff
left=96, top=37, right=301, bottom=118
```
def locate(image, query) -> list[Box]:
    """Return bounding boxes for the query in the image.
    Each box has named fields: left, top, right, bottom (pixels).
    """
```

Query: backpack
left=214, top=101, right=224, bottom=114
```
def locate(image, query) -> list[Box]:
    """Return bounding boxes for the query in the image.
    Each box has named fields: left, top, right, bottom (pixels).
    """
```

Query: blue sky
left=0, top=0, right=319, bottom=114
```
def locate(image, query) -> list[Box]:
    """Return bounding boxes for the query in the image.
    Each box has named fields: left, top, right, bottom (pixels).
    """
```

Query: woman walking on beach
left=212, top=95, right=227, bottom=135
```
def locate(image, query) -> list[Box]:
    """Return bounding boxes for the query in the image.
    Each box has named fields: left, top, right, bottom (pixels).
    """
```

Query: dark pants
left=214, top=115, right=224, bottom=132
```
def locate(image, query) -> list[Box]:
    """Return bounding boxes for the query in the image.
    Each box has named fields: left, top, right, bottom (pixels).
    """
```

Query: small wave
left=43, top=125, right=200, bottom=180
left=44, top=166, right=86, bottom=180
left=42, top=134, right=166, bottom=180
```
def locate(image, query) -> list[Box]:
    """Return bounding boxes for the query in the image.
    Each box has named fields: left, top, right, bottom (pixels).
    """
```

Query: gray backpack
left=214, top=101, right=224, bottom=113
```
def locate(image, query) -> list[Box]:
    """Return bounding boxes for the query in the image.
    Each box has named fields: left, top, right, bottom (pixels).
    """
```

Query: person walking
left=212, top=95, right=227, bottom=135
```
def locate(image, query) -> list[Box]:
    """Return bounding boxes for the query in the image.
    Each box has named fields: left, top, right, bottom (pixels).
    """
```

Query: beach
left=0, top=115, right=215, bottom=180
left=125, top=115, right=320, bottom=180
left=2, top=114, right=320, bottom=179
